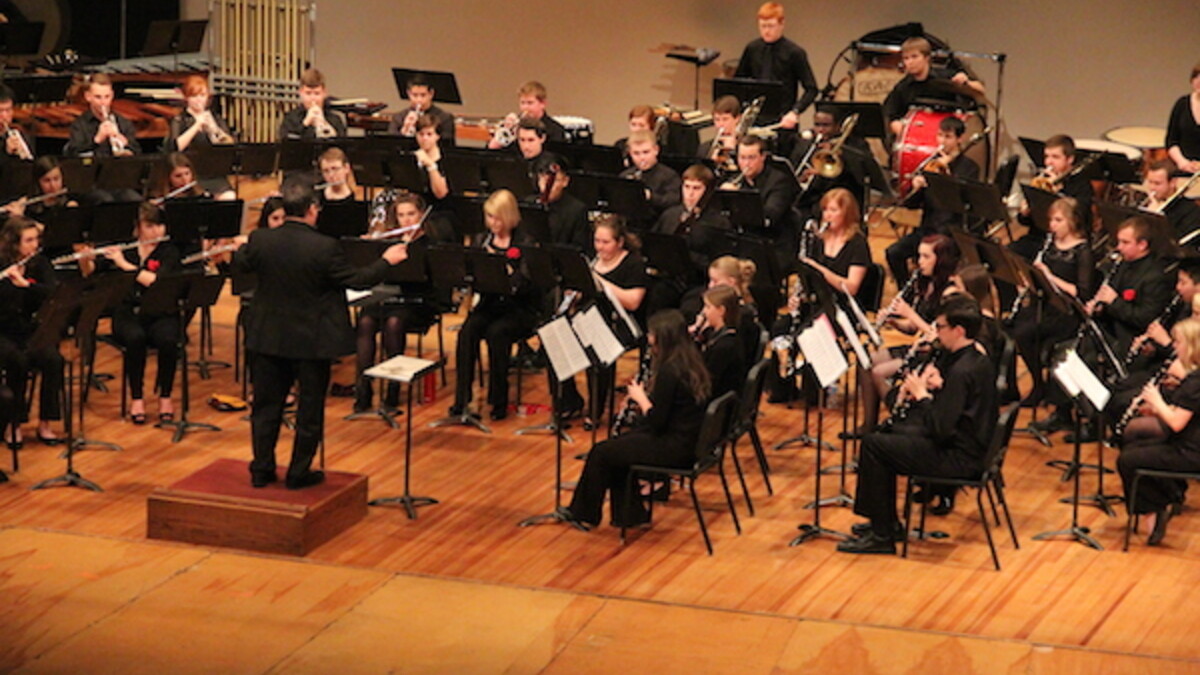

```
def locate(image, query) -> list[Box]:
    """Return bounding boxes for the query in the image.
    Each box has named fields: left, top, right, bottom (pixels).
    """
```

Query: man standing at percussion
left=734, top=2, right=818, bottom=129
left=883, top=37, right=984, bottom=137
left=232, top=174, right=405, bottom=489
left=388, top=73, right=455, bottom=144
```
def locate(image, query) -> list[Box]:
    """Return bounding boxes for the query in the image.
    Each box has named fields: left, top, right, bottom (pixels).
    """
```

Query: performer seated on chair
left=279, top=68, right=347, bottom=141
left=1008, top=197, right=1093, bottom=407
left=532, top=155, right=590, bottom=251
left=557, top=309, right=711, bottom=530
left=1010, top=134, right=1094, bottom=261
left=615, top=104, right=657, bottom=165
left=698, top=284, right=746, bottom=399
left=1143, top=160, right=1200, bottom=243
left=882, top=37, right=984, bottom=137
left=487, top=80, right=567, bottom=149
left=619, top=130, right=681, bottom=225
left=86, top=203, right=181, bottom=425
left=682, top=255, right=761, bottom=364
left=154, top=153, right=236, bottom=207
left=839, top=295, right=998, bottom=554
left=63, top=73, right=141, bottom=158
left=164, top=74, right=236, bottom=153
left=791, top=108, right=868, bottom=218
left=1032, top=216, right=1174, bottom=435
left=1117, top=317, right=1200, bottom=546
left=720, top=135, right=798, bottom=246
left=0, top=216, right=64, bottom=448
left=387, top=73, right=456, bottom=144
left=449, top=189, right=544, bottom=422
left=317, top=147, right=357, bottom=204
left=696, top=95, right=742, bottom=175
left=884, top=116, right=980, bottom=284
left=354, top=192, right=451, bottom=413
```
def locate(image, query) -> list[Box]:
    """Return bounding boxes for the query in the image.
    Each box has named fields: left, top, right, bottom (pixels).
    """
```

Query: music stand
left=364, top=355, right=441, bottom=519
left=95, top=156, right=157, bottom=194
left=0, top=159, right=32, bottom=201
left=73, top=273, right=137, bottom=454
left=142, top=273, right=225, bottom=443
left=316, top=200, right=369, bottom=239
left=385, top=154, right=426, bottom=192
left=776, top=263, right=840, bottom=454
left=235, top=143, right=280, bottom=178
left=187, top=146, right=239, bottom=182
left=390, top=68, right=463, bottom=106
left=1019, top=184, right=1057, bottom=234
left=446, top=195, right=487, bottom=238
left=480, top=156, right=536, bottom=199
left=278, top=140, right=327, bottom=174
left=640, top=232, right=693, bottom=281
left=544, top=141, right=623, bottom=175
left=566, top=172, right=652, bottom=224
left=817, top=101, right=887, bottom=140
left=1097, top=201, right=1171, bottom=255
left=441, top=151, right=485, bottom=194
left=517, top=204, right=552, bottom=243
left=141, top=19, right=207, bottom=57
left=41, top=207, right=88, bottom=255
left=712, top=190, right=766, bottom=234
left=713, top=78, right=789, bottom=121
left=89, top=202, right=141, bottom=245
left=22, top=285, right=85, bottom=487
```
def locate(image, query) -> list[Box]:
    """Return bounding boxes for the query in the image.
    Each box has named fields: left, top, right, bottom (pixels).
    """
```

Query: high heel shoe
left=1148, top=508, right=1173, bottom=546
left=36, top=432, right=62, bottom=446
left=4, top=426, right=22, bottom=451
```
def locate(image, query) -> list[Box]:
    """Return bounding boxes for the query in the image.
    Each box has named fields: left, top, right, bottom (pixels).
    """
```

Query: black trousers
left=568, top=431, right=691, bottom=527
left=854, top=431, right=980, bottom=535
left=1010, top=308, right=1078, bottom=397
left=112, top=308, right=179, bottom=400
left=1117, top=441, right=1200, bottom=514
left=356, top=304, right=436, bottom=406
left=885, top=229, right=927, bottom=289
left=454, top=303, right=536, bottom=411
left=249, top=352, right=331, bottom=481
left=0, top=336, right=65, bottom=422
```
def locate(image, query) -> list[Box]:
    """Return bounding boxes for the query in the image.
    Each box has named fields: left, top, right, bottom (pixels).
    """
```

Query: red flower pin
left=1121, top=289, right=1136, bottom=302
left=505, top=247, right=522, bottom=260
left=146, top=259, right=161, bottom=272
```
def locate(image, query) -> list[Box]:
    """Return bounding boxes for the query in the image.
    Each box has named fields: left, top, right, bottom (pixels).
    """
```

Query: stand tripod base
left=31, top=470, right=103, bottom=492
left=519, top=507, right=590, bottom=530
left=1015, top=426, right=1053, bottom=447
left=157, top=419, right=221, bottom=444
left=1033, top=525, right=1103, bottom=550
left=429, top=414, right=491, bottom=433
left=189, top=358, right=232, bottom=380
left=1047, top=459, right=1112, bottom=482
left=789, top=523, right=849, bottom=546
left=369, top=494, right=438, bottom=520
left=344, top=407, right=401, bottom=429
left=804, top=492, right=854, bottom=509
left=1059, top=492, right=1121, bottom=517
left=515, top=422, right=572, bottom=443
left=820, top=461, right=857, bottom=475
left=774, top=434, right=837, bottom=452
left=60, top=437, right=123, bottom=459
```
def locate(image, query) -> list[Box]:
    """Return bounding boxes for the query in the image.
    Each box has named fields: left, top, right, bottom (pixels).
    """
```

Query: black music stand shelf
left=364, top=355, right=441, bottom=519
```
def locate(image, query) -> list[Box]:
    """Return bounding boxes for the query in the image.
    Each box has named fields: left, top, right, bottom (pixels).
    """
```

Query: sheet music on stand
left=834, top=307, right=870, bottom=366
left=798, top=315, right=848, bottom=388
left=538, top=317, right=592, bottom=381
left=364, top=354, right=439, bottom=384
left=1052, top=348, right=1110, bottom=410
left=841, top=282, right=882, bottom=346
left=600, top=280, right=643, bottom=340
left=571, top=306, right=626, bottom=365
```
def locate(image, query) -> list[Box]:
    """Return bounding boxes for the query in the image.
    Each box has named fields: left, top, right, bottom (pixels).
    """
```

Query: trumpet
left=101, top=106, right=127, bottom=155
left=202, top=111, right=234, bottom=145
left=398, top=106, right=421, bottom=137
left=874, top=270, right=919, bottom=330
left=2, top=124, right=32, bottom=161
left=1, top=247, right=41, bottom=278
left=809, top=113, right=859, bottom=180
left=51, top=235, right=170, bottom=265
left=490, top=112, right=525, bottom=148
left=151, top=180, right=199, bottom=205
left=1114, top=347, right=1176, bottom=439
left=306, top=105, right=337, bottom=139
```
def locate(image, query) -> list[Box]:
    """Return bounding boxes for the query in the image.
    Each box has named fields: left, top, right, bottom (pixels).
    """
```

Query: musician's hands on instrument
left=382, top=243, right=408, bottom=265
left=1180, top=159, right=1200, bottom=173
left=892, top=296, right=917, bottom=322
left=1145, top=321, right=1171, bottom=348
left=414, top=148, right=434, bottom=169
left=1142, top=381, right=1166, bottom=410
left=911, top=174, right=928, bottom=191
left=627, top=380, right=651, bottom=412
left=1093, top=285, right=1118, bottom=305
left=2, top=196, right=25, bottom=217
left=1, top=262, right=28, bottom=286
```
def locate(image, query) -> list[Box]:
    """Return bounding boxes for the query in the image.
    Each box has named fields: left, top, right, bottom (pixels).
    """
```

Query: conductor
left=232, top=175, right=406, bottom=489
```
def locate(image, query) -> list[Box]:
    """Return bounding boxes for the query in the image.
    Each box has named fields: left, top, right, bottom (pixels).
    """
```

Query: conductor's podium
left=148, top=458, right=368, bottom=556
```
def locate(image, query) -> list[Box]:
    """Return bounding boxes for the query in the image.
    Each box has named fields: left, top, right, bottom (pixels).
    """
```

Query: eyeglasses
left=934, top=322, right=950, bottom=331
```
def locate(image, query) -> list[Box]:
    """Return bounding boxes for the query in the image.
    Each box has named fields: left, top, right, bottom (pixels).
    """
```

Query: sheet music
left=538, top=316, right=592, bottom=380
left=1052, top=348, right=1110, bottom=410
left=572, top=306, right=626, bottom=365
left=798, top=314, right=848, bottom=388
left=346, top=289, right=372, bottom=304
left=835, top=307, right=870, bottom=366
left=601, top=281, right=643, bottom=340
left=841, top=283, right=881, bottom=347
left=364, top=354, right=438, bottom=383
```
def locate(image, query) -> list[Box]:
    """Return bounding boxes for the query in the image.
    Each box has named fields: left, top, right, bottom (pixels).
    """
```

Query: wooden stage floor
left=2, top=220, right=1200, bottom=671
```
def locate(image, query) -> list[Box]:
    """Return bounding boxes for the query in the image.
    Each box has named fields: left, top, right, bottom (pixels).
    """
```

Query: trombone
left=808, top=113, right=859, bottom=181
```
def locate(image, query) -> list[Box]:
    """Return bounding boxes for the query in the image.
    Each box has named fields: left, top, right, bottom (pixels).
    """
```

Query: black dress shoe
left=1148, top=508, right=1173, bottom=546
left=251, top=472, right=278, bottom=488
left=1029, top=412, right=1071, bottom=434
left=837, top=531, right=897, bottom=554
left=286, top=471, right=325, bottom=490
left=36, top=433, right=63, bottom=446
left=489, top=407, right=508, bottom=421
left=448, top=403, right=466, bottom=417
left=850, top=521, right=906, bottom=542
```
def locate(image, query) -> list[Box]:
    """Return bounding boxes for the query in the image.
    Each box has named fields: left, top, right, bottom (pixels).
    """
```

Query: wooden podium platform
left=147, top=459, right=368, bottom=556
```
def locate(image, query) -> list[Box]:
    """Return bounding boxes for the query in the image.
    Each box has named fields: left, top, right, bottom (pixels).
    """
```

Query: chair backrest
left=981, top=402, right=1021, bottom=476
left=735, top=358, right=771, bottom=431
left=695, top=391, right=738, bottom=468
left=857, top=262, right=886, bottom=314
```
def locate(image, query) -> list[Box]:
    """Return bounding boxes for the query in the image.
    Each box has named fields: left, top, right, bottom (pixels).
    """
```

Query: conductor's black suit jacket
left=233, top=219, right=389, bottom=360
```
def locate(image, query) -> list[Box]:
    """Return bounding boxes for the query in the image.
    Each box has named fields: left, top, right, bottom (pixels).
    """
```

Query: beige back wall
left=185, top=0, right=1200, bottom=155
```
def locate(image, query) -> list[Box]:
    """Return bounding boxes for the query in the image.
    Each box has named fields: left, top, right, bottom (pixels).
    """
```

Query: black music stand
left=446, top=195, right=488, bottom=238
left=6, top=74, right=72, bottom=105
left=517, top=204, right=552, bottom=243
left=480, top=156, right=537, bottom=199
left=41, top=208, right=88, bottom=258
left=544, top=142, right=623, bottom=176
left=0, top=22, right=44, bottom=56
left=316, top=200, right=369, bottom=239
left=70, top=273, right=136, bottom=457
left=87, top=202, right=140, bottom=246
left=278, top=140, right=328, bottom=174
left=441, top=151, right=485, bottom=194
left=143, top=273, right=224, bottom=443
left=789, top=313, right=851, bottom=546
left=1032, top=348, right=1108, bottom=550
left=95, top=156, right=157, bottom=195
left=141, top=19, right=207, bottom=57
left=391, top=68, right=463, bottom=106
left=187, top=146, right=238, bottom=182
left=58, top=158, right=98, bottom=195
left=712, top=190, right=766, bottom=235
left=640, top=232, right=693, bottom=281
left=1097, top=201, right=1171, bottom=255
left=713, top=78, right=789, bottom=121
left=25, top=284, right=92, bottom=490
left=566, top=172, right=652, bottom=225
left=365, top=354, right=441, bottom=519
left=0, top=159, right=32, bottom=201
left=776, top=263, right=840, bottom=454
left=236, top=143, right=280, bottom=179
left=1020, top=184, right=1058, bottom=233
left=817, top=101, right=888, bottom=140
left=385, top=154, right=426, bottom=192
left=166, top=200, right=242, bottom=378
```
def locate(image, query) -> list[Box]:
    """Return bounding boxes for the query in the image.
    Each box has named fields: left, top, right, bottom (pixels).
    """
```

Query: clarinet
left=612, top=348, right=652, bottom=435
left=1006, top=231, right=1053, bottom=322
left=874, top=270, right=919, bottom=330
left=1114, top=347, right=1176, bottom=439
left=878, top=341, right=943, bottom=432
left=1093, top=251, right=1123, bottom=313
left=1124, top=294, right=1184, bottom=366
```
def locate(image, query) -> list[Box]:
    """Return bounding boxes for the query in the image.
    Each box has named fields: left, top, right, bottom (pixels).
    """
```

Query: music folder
left=391, top=68, right=463, bottom=106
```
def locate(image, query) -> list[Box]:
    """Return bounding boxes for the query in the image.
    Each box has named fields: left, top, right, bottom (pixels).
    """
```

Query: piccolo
left=1, top=247, right=41, bottom=277
left=51, top=235, right=170, bottom=265
left=182, top=243, right=239, bottom=265
left=2, top=188, right=68, bottom=208
left=151, top=180, right=199, bottom=205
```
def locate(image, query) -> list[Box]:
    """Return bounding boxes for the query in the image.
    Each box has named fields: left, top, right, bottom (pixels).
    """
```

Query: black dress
left=1119, top=369, right=1200, bottom=514
left=703, top=327, right=744, bottom=400
left=1011, top=240, right=1092, bottom=396
left=1167, top=95, right=1200, bottom=163
left=0, top=254, right=65, bottom=423
left=568, top=365, right=706, bottom=527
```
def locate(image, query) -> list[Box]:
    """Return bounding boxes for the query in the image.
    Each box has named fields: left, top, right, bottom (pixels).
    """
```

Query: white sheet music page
left=364, top=354, right=438, bottom=383
left=798, top=314, right=848, bottom=388
left=835, top=307, right=870, bottom=366
left=1053, top=348, right=1110, bottom=410
left=538, top=316, right=591, bottom=380
left=602, top=281, right=643, bottom=340
left=572, top=306, right=626, bottom=365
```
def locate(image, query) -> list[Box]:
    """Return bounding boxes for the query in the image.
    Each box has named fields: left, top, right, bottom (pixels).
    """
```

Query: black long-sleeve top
left=106, top=243, right=183, bottom=315
left=620, top=163, right=682, bottom=220
left=163, top=109, right=236, bottom=153
left=0, top=253, right=56, bottom=344
left=734, top=36, right=818, bottom=116
left=64, top=109, right=142, bottom=157
left=735, top=162, right=798, bottom=239
left=702, top=328, right=745, bottom=400
left=906, top=343, right=997, bottom=463
left=1043, top=240, right=1094, bottom=304
left=654, top=204, right=734, bottom=280
left=387, top=103, right=456, bottom=145
left=547, top=192, right=591, bottom=252
left=1097, top=253, right=1174, bottom=354
left=1166, top=95, right=1200, bottom=162
left=637, top=364, right=707, bottom=463
left=278, top=104, right=348, bottom=141
left=469, top=228, right=544, bottom=314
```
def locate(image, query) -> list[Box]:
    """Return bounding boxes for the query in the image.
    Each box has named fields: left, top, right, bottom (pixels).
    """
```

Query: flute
left=368, top=206, right=432, bottom=240
left=1, top=247, right=41, bottom=278
left=151, top=180, right=199, bottom=205
left=182, top=243, right=239, bottom=265
left=51, top=235, right=170, bottom=265
left=2, top=189, right=68, bottom=208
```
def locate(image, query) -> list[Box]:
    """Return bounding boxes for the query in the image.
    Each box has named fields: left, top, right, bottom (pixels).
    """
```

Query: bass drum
left=893, top=108, right=989, bottom=197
